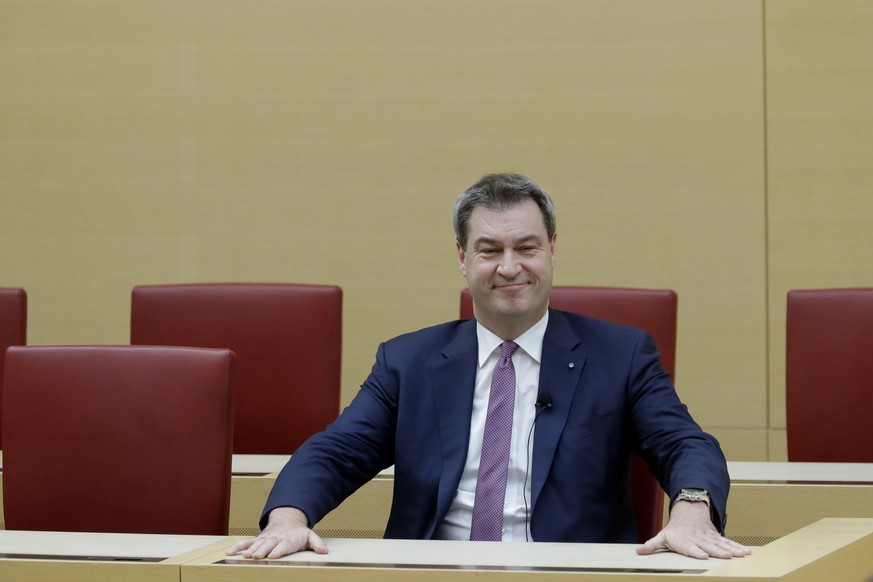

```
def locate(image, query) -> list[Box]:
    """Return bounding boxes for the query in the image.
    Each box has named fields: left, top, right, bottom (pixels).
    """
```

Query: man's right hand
left=225, top=507, right=329, bottom=559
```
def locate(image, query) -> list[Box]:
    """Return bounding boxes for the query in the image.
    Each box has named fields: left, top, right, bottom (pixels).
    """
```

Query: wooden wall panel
left=1, top=1, right=765, bottom=458
left=765, top=0, right=873, bottom=457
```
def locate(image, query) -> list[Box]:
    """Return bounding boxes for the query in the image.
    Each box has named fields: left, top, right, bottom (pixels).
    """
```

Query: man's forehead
left=469, top=202, right=547, bottom=233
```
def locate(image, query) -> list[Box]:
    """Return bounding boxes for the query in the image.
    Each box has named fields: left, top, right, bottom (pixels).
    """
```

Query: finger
left=307, top=530, right=329, bottom=554
left=676, top=541, right=710, bottom=560
left=725, top=538, right=752, bottom=553
left=635, top=534, right=666, bottom=555
left=696, top=535, right=751, bottom=559
left=225, top=538, right=256, bottom=556
left=701, top=542, right=733, bottom=559
left=701, top=534, right=753, bottom=559
left=245, top=538, right=279, bottom=560
left=265, top=539, right=295, bottom=559
left=721, top=538, right=752, bottom=557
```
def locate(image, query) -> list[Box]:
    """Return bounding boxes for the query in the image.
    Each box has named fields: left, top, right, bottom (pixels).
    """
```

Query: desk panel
left=0, top=455, right=392, bottom=536
left=229, top=475, right=277, bottom=536
left=232, top=459, right=873, bottom=544
left=726, top=462, right=873, bottom=544
left=728, top=483, right=873, bottom=544
left=729, top=461, right=873, bottom=483
left=8, top=457, right=873, bottom=548
left=0, top=531, right=228, bottom=582
left=230, top=473, right=394, bottom=537
left=229, top=455, right=394, bottom=538
left=185, top=519, right=873, bottom=582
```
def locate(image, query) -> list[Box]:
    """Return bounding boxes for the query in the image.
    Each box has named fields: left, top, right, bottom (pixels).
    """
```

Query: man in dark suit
left=228, top=173, right=751, bottom=560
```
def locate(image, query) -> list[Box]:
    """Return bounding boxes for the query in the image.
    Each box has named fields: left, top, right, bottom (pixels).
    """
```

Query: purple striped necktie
left=470, top=341, right=519, bottom=541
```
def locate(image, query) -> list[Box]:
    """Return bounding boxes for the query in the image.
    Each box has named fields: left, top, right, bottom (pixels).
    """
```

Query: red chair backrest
left=131, top=283, right=342, bottom=454
left=2, top=345, right=234, bottom=534
left=0, top=287, right=27, bottom=450
left=786, top=288, right=873, bottom=462
left=461, top=286, right=677, bottom=543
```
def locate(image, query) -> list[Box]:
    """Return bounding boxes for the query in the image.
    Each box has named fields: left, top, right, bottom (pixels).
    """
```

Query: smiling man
left=228, top=173, right=750, bottom=561
left=459, top=196, right=556, bottom=340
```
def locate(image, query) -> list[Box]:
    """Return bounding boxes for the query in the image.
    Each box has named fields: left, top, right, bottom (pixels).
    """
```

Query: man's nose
left=496, top=251, right=522, bottom=277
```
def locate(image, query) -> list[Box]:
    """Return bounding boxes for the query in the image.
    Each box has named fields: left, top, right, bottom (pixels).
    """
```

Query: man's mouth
left=494, top=282, right=529, bottom=290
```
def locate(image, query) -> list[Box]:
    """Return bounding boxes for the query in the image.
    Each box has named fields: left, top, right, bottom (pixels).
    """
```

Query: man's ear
left=457, top=241, right=467, bottom=277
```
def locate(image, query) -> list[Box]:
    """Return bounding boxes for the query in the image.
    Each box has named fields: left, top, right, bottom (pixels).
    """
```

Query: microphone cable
left=523, top=390, right=552, bottom=542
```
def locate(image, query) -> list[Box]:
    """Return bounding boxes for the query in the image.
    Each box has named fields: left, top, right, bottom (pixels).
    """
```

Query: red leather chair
left=0, top=287, right=27, bottom=450
left=131, top=283, right=342, bottom=454
left=2, top=345, right=234, bottom=534
left=786, top=288, right=873, bottom=462
left=461, top=286, right=677, bottom=543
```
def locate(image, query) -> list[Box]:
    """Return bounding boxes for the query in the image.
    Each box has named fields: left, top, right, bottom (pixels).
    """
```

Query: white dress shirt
left=435, top=311, right=549, bottom=541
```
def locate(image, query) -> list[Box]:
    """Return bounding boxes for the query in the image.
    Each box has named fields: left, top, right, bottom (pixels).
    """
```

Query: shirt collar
left=476, top=310, right=549, bottom=367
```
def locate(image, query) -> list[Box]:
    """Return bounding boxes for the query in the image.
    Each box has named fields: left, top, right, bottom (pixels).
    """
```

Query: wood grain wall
left=2, top=0, right=870, bottom=460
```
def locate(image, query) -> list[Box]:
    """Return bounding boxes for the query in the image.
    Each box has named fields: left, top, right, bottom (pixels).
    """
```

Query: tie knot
left=500, top=341, right=519, bottom=359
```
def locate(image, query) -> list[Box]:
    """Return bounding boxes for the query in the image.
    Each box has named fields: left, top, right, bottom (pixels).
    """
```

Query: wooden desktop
left=5, top=520, right=871, bottom=581
left=2, top=517, right=872, bottom=580
left=188, top=518, right=873, bottom=581
left=0, top=530, right=228, bottom=582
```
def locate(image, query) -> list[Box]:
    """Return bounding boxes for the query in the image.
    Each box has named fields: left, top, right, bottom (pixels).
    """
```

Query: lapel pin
left=568, top=362, right=575, bottom=369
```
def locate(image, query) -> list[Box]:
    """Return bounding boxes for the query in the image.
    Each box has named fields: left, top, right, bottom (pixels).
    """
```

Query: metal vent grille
left=730, top=535, right=778, bottom=546
left=229, top=526, right=260, bottom=537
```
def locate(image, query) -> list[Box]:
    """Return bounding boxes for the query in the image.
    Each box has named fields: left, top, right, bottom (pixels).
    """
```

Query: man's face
left=457, top=198, right=556, bottom=337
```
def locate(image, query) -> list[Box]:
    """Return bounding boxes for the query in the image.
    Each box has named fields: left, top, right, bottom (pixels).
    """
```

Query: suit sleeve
left=628, top=332, right=730, bottom=534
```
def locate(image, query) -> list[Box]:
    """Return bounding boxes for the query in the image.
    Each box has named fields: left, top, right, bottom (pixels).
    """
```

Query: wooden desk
left=0, top=531, right=228, bottom=582
left=726, top=461, right=873, bottom=545
left=184, top=518, right=873, bottom=581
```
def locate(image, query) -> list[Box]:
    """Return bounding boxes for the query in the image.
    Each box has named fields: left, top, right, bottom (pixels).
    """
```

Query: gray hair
left=452, top=173, right=557, bottom=250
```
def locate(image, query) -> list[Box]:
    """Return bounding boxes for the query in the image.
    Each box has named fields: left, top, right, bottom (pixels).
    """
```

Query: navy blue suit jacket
left=262, top=309, right=729, bottom=542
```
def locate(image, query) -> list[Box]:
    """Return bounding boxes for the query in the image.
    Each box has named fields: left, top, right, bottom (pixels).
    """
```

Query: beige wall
left=765, top=0, right=873, bottom=459
left=1, top=0, right=869, bottom=461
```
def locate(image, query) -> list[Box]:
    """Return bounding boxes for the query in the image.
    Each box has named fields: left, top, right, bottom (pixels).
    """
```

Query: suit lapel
left=531, top=310, right=586, bottom=507
left=429, top=320, right=478, bottom=533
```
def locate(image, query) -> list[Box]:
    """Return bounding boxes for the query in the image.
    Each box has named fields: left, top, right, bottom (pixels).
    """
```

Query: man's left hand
left=635, top=500, right=752, bottom=560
